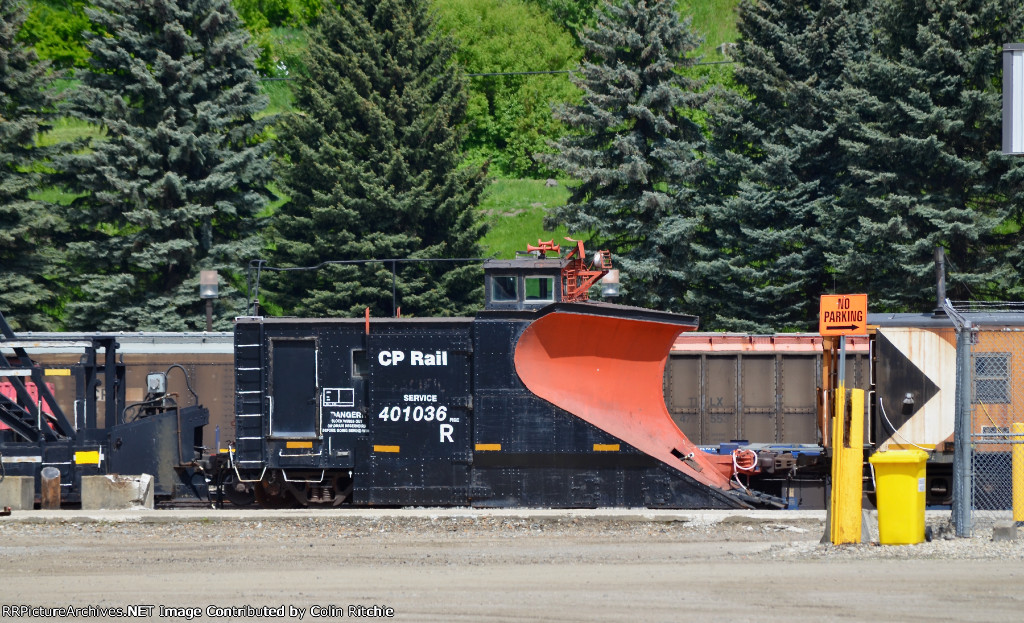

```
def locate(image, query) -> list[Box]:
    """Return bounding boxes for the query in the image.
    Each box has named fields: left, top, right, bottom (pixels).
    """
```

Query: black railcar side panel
left=359, top=322, right=474, bottom=505
left=236, top=313, right=744, bottom=509
left=108, top=407, right=208, bottom=497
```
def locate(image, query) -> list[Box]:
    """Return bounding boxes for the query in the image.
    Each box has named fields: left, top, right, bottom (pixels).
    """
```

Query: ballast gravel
left=1, top=510, right=1022, bottom=622
left=1, top=511, right=1020, bottom=560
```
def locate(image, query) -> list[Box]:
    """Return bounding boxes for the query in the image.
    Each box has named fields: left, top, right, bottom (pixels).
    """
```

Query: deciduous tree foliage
left=539, top=0, right=711, bottom=310
left=525, top=0, right=601, bottom=43
left=696, top=0, right=873, bottom=331
left=234, top=0, right=320, bottom=28
left=831, top=0, right=1024, bottom=309
left=269, top=0, right=488, bottom=318
left=57, top=0, right=273, bottom=331
left=18, top=0, right=90, bottom=68
left=0, top=0, right=63, bottom=330
left=434, top=0, right=581, bottom=178
left=232, top=0, right=321, bottom=77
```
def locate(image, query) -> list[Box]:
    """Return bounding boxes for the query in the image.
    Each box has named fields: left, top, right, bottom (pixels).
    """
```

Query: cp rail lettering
left=377, top=350, right=449, bottom=366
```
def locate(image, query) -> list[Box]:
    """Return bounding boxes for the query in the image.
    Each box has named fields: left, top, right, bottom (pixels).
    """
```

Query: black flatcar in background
left=0, top=315, right=211, bottom=504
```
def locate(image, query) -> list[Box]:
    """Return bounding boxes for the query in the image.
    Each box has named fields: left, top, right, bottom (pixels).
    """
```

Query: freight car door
left=269, top=338, right=319, bottom=438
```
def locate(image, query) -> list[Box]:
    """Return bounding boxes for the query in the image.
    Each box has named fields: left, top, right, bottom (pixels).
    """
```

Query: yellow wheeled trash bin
left=868, top=449, right=929, bottom=545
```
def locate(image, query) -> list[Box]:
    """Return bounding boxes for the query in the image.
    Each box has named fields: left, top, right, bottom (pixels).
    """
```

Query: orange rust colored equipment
left=526, top=238, right=612, bottom=303
left=514, top=307, right=736, bottom=492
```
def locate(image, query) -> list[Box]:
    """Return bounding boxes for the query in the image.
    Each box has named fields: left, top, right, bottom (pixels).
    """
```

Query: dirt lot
left=1, top=510, right=1023, bottom=622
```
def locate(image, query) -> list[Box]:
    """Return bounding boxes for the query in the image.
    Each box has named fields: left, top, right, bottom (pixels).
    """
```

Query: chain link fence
left=946, top=302, right=1024, bottom=536
left=970, top=326, right=1024, bottom=529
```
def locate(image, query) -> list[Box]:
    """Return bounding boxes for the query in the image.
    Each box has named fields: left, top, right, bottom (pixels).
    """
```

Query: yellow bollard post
left=830, top=388, right=865, bottom=544
left=829, top=378, right=846, bottom=536
left=1013, top=422, right=1024, bottom=523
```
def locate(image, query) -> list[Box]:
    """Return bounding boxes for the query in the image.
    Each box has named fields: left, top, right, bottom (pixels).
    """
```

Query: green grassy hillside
left=682, top=0, right=741, bottom=59
left=478, top=179, right=572, bottom=258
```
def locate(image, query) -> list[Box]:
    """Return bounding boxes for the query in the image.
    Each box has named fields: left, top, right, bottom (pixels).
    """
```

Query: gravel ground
left=5, top=509, right=1019, bottom=562
left=1, top=510, right=1022, bottom=622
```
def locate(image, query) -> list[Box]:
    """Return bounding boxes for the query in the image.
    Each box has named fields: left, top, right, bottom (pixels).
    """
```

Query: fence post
left=953, top=320, right=973, bottom=537
left=40, top=466, right=61, bottom=510
left=1013, top=422, right=1024, bottom=524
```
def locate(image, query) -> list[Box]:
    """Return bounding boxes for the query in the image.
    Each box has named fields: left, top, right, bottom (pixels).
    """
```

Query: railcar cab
left=484, top=259, right=562, bottom=311
left=483, top=239, right=612, bottom=311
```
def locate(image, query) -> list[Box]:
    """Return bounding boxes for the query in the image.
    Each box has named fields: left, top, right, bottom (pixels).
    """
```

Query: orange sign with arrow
left=819, top=294, right=868, bottom=336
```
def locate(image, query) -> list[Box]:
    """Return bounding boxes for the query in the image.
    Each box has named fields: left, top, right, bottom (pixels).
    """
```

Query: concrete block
left=81, top=474, right=154, bottom=510
left=819, top=508, right=877, bottom=544
left=0, top=476, right=35, bottom=510
left=992, top=522, right=1018, bottom=542
left=861, top=509, right=877, bottom=544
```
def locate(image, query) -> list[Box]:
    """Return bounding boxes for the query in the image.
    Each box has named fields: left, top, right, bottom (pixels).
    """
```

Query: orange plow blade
left=514, top=307, right=735, bottom=492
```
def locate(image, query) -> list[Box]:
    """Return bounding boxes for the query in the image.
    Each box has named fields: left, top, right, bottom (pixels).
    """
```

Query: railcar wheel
left=253, top=475, right=296, bottom=508
left=222, top=473, right=256, bottom=507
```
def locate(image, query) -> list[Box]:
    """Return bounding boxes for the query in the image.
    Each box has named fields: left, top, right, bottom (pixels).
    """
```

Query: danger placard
left=819, top=294, right=868, bottom=336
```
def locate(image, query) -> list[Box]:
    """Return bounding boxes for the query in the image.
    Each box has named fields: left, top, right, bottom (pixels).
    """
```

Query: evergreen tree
left=0, top=0, right=63, bottom=330
left=539, top=0, right=711, bottom=311
left=269, top=0, right=488, bottom=318
left=58, top=0, right=273, bottom=331
left=695, top=0, right=873, bottom=331
left=832, top=0, right=1024, bottom=310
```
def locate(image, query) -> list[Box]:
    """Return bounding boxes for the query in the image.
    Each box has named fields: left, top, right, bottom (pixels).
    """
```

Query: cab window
left=492, top=276, right=518, bottom=302
left=524, top=276, right=554, bottom=302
